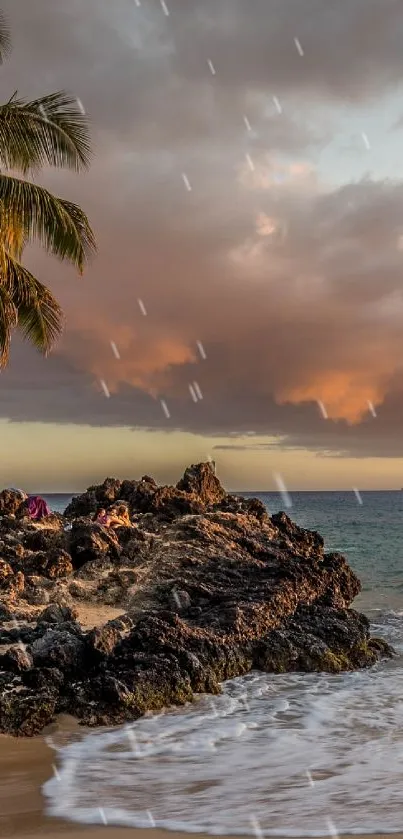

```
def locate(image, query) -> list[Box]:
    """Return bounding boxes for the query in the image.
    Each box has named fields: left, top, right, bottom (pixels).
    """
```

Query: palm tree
left=0, top=11, right=96, bottom=367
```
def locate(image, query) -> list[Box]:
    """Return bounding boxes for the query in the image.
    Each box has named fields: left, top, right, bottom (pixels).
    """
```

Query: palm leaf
left=3, top=252, right=64, bottom=354
left=0, top=91, right=92, bottom=174
left=0, top=11, right=11, bottom=65
left=0, top=282, right=16, bottom=367
left=0, top=203, right=26, bottom=260
left=0, top=16, right=96, bottom=368
left=0, top=174, right=96, bottom=272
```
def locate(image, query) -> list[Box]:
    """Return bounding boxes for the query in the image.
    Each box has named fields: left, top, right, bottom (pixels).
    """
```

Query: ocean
left=43, top=490, right=403, bottom=836
left=42, top=494, right=74, bottom=515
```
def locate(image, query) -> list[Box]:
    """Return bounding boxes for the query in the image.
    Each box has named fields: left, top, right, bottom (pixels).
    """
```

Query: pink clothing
left=27, top=495, right=51, bottom=520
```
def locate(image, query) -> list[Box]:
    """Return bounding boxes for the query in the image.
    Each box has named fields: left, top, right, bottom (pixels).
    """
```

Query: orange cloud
left=91, top=337, right=196, bottom=394
left=63, top=315, right=196, bottom=396
left=276, top=370, right=386, bottom=423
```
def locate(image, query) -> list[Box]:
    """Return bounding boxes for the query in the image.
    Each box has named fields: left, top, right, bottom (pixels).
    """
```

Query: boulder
left=23, top=528, right=64, bottom=553
left=0, top=559, right=24, bottom=599
left=64, top=477, right=122, bottom=518
left=0, top=646, right=33, bottom=673
left=271, top=511, right=324, bottom=558
left=123, top=476, right=158, bottom=513
left=0, top=689, right=58, bottom=736
left=94, top=477, right=122, bottom=504
left=22, top=666, right=64, bottom=692
left=45, top=548, right=73, bottom=579
left=69, top=520, right=120, bottom=568
left=63, top=489, right=97, bottom=519
left=145, top=485, right=205, bottom=519
left=241, top=497, right=270, bottom=522
left=177, top=462, right=226, bottom=505
left=37, top=604, right=78, bottom=625
left=0, top=489, right=25, bottom=518
left=24, top=584, right=50, bottom=606
left=30, top=627, right=85, bottom=673
left=86, top=624, right=123, bottom=664
left=0, top=602, right=14, bottom=621
left=254, top=605, right=391, bottom=673
left=2, top=541, right=25, bottom=561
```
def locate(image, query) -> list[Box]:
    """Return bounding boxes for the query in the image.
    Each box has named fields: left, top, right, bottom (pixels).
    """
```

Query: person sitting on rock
left=107, top=504, right=131, bottom=529
left=94, top=508, right=110, bottom=526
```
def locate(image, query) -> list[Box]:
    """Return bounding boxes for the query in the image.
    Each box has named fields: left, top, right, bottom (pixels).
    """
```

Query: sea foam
left=44, top=613, right=403, bottom=836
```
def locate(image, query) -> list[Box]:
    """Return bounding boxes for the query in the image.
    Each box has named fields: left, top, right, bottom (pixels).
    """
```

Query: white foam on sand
left=43, top=614, right=403, bottom=836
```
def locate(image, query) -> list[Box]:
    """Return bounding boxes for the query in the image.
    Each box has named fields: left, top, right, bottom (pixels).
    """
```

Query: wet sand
left=0, top=720, right=401, bottom=839
left=0, top=721, right=234, bottom=838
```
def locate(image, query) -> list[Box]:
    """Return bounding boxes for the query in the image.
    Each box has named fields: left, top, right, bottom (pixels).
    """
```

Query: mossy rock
left=0, top=690, right=57, bottom=736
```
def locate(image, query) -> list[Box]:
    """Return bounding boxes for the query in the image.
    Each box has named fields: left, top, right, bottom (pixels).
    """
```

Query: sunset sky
left=2, top=0, right=403, bottom=492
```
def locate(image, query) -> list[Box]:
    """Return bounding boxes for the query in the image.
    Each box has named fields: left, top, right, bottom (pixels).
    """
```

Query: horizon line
left=34, top=487, right=403, bottom=495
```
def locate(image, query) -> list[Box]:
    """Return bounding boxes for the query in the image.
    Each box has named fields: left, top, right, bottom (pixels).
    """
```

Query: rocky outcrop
left=0, top=489, right=25, bottom=518
left=176, top=462, right=225, bottom=504
left=64, top=463, right=224, bottom=521
left=0, top=462, right=394, bottom=736
left=64, top=477, right=123, bottom=518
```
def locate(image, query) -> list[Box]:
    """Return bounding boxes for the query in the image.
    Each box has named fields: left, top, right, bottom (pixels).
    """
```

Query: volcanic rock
left=30, top=627, right=85, bottom=672
left=0, top=489, right=25, bottom=518
left=0, top=461, right=395, bottom=736
left=37, top=604, right=78, bottom=625
left=0, top=646, right=33, bottom=674
left=176, top=461, right=225, bottom=504
left=69, top=520, right=121, bottom=568
left=0, top=559, right=24, bottom=599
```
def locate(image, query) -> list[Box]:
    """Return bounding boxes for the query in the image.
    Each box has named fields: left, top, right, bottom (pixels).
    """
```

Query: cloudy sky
left=2, top=0, right=403, bottom=492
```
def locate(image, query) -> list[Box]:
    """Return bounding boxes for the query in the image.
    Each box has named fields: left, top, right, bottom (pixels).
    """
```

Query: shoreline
left=0, top=725, right=194, bottom=838
left=1, top=719, right=403, bottom=839
left=0, top=470, right=399, bottom=839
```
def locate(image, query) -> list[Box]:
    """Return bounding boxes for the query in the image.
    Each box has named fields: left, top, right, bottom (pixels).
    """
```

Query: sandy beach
left=0, top=717, right=240, bottom=839
left=0, top=717, right=401, bottom=839
left=1, top=720, right=181, bottom=838
left=0, top=715, right=140, bottom=838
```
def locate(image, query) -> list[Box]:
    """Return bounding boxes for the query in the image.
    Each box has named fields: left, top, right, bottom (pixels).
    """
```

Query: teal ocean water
left=42, top=494, right=73, bottom=514
left=44, top=490, right=403, bottom=836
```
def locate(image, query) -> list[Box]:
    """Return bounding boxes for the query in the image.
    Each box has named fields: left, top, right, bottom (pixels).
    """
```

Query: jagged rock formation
left=0, top=462, right=393, bottom=736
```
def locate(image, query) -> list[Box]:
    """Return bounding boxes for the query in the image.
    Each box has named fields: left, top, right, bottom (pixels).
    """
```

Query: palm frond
left=3, top=252, right=64, bottom=354
left=0, top=203, right=26, bottom=260
left=0, top=174, right=96, bottom=272
left=0, top=12, right=11, bottom=65
left=0, top=91, right=92, bottom=174
left=0, top=282, right=17, bottom=368
left=0, top=30, right=96, bottom=368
